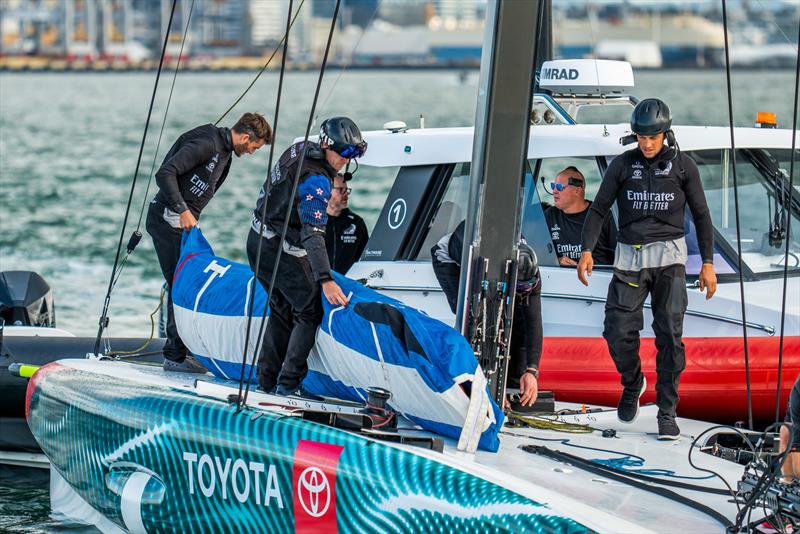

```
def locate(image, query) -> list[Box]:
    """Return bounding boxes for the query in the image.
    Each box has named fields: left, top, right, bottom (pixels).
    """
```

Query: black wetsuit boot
left=247, top=230, right=323, bottom=393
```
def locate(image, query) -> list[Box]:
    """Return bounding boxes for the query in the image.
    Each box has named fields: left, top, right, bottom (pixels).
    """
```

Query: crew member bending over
left=577, top=98, right=717, bottom=440
left=432, top=220, right=543, bottom=408
left=148, top=112, right=271, bottom=373
left=248, top=117, right=366, bottom=397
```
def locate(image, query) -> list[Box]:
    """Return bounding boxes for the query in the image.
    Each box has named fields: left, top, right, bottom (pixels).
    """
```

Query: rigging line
left=214, top=0, right=307, bottom=127
left=316, top=0, right=383, bottom=119
left=235, top=0, right=295, bottom=414
left=721, top=0, right=754, bottom=431
left=135, top=0, right=196, bottom=233
left=92, top=0, right=177, bottom=357
left=754, top=0, right=799, bottom=54
left=774, top=17, right=800, bottom=424
left=239, top=0, right=343, bottom=411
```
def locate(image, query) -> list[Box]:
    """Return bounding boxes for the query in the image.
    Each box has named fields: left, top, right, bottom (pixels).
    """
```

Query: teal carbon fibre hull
left=26, top=360, right=592, bottom=533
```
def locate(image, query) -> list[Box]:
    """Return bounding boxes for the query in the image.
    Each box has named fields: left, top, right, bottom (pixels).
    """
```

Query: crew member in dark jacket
left=147, top=112, right=272, bottom=373
left=248, top=117, right=366, bottom=397
left=325, top=172, right=369, bottom=274
left=577, top=98, right=717, bottom=439
left=431, top=220, right=543, bottom=408
left=544, top=166, right=617, bottom=266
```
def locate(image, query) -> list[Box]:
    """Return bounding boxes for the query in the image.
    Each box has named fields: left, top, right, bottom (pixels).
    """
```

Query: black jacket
left=581, top=146, right=714, bottom=263
left=154, top=124, right=234, bottom=217
left=253, top=141, right=338, bottom=282
left=325, top=208, right=369, bottom=274
left=545, top=202, right=617, bottom=265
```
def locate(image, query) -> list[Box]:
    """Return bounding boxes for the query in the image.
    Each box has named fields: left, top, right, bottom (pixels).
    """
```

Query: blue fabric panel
left=298, top=175, right=331, bottom=225
left=173, top=229, right=267, bottom=317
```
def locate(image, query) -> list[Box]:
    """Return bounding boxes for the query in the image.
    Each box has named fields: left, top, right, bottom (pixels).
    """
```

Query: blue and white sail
left=171, top=228, right=503, bottom=451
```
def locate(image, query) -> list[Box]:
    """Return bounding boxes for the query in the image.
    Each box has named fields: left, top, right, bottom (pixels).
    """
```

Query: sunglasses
left=333, top=186, right=352, bottom=194
left=337, top=141, right=367, bottom=159
left=550, top=177, right=584, bottom=192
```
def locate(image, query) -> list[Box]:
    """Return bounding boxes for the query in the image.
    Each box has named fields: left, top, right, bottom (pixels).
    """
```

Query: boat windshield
left=688, top=148, right=800, bottom=276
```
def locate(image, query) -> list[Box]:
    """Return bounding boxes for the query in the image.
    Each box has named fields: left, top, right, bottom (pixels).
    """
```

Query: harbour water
left=0, top=68, right=798, bottom=531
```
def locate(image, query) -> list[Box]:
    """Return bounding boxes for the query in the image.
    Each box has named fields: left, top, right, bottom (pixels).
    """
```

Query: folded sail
left=172, top=228, right=503, bottom=451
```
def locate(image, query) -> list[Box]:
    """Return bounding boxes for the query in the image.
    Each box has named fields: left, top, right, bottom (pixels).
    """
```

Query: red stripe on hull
left=538, top=336, right=800, bottom=423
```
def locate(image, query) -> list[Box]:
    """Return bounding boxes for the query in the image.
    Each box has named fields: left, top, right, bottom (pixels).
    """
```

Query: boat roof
left=351, top=124, right=799, bottom=167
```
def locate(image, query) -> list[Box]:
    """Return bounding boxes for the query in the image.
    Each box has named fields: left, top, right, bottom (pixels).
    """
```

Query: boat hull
left=539, top=336, right=800, bottom=423
left=26, top=360, right=592, bottom=533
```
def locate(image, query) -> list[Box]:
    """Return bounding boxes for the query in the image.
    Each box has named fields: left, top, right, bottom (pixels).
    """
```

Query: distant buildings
left=0, top=0, right=796, bottom=70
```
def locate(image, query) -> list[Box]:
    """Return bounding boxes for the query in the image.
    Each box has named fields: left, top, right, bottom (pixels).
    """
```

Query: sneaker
left=275, top=384, right=323, bottom=401
left=657, top=413, right=681, bottom=440
left=163, top=354, right=208, bottom=374
left=617, top=376, right=647, bottom=423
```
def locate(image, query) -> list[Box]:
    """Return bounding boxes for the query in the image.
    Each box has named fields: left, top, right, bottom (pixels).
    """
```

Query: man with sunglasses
left=147, top=112, right=272, bottom=373
left=577, top=98, right=717, bottom=440
left=544, top=166, right=617, bottom=267
left=247, top=116, right=367, bottom=397
left=325, top=172, right=369, bottom=274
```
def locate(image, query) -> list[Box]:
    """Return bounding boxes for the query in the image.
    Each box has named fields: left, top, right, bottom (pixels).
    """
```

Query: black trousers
left=603, top=264, right=687, bottom=416
left=247, top=230, right=323, bottom=391
left=145, top=201, right=187, bottom=362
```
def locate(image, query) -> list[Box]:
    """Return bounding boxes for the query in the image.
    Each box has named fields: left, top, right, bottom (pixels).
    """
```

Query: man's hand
left=559, top=256, right=578, bottom=267
left=698, top=263, right=717, bottom=300
left=179, top=210, right=198, bottom=231
left=577, top=251, right=594, bottom=286
left=518, top=371, right=539, bottom=407
left=321, top=280, right=349, bottom=306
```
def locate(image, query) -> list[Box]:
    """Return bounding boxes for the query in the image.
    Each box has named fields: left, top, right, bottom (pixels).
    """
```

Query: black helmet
left=319, top=117, right=367, bottom=159
left=630, top=98, right=672, bottom=136
left=516, top=243, right=540, bottom=295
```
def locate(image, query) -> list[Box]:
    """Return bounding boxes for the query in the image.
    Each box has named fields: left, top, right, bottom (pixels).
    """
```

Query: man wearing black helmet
left=431, top=220, right=543, bottom=408
left=247, top=117, right=367, bottom=397
left=577, top=98, right=717, bottom=440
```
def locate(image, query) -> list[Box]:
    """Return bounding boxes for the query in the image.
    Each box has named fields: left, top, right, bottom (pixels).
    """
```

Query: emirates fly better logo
left=293, top=440, right=345, bottom=533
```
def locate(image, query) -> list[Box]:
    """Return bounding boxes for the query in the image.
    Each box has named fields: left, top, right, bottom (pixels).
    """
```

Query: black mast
left=457, top=0, right=541, bottom=405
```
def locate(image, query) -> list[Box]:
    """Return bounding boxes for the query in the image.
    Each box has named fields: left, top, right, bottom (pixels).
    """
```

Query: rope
left=106, top=287, right=166, bottom=357
left=721, top=0, right=754, bottom=430
left=507, top=413, right=595, bottom=434
left=235, top=0, right=295, bottom=413
left=774, top=17, right=800, bottom=424
left=214, top=0, right=307, bottom=127
left=316, top=0, right=383, bottom=118
left=237, top=0, right=342, bottom=412
left=135, top=0, right=196, bottom=233
left=93, top=0, right=177, bottom=357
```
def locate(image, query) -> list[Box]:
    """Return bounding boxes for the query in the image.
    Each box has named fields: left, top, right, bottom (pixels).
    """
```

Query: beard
left=233, top=142, right=247, bottom=157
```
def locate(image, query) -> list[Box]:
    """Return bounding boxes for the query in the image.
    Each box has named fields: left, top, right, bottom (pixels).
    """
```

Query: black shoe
left=657, top=413, right=681, bottom=440
left=617, top=376, right=647, bottom=423
left=163, top=354, right=208, bottom=374
left=275, top=384, right=323, bottom=401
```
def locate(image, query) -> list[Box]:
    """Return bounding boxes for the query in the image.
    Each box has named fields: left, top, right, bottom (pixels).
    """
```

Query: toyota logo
left=297, top=466, right=331, bottom=517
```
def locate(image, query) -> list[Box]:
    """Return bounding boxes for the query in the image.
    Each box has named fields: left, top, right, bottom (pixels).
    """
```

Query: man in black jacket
left=325, top=172, right=369, bottom=274
left=544, top=166, right=617, bottom=266
left=431, top=220, right=543, bottom=409
left=577, top=98, right=717, bottom=439
left=147, top=112, right=272, bottom=373
left=248, top=117, right=366, bottom=397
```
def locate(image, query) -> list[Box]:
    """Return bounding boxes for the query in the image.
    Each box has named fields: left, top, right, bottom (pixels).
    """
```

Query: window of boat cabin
left=525, top=156, right=609, bottom=267
left=686, top=148, right=800, bottom=277
left=415, top=162, right=471, bottom=261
